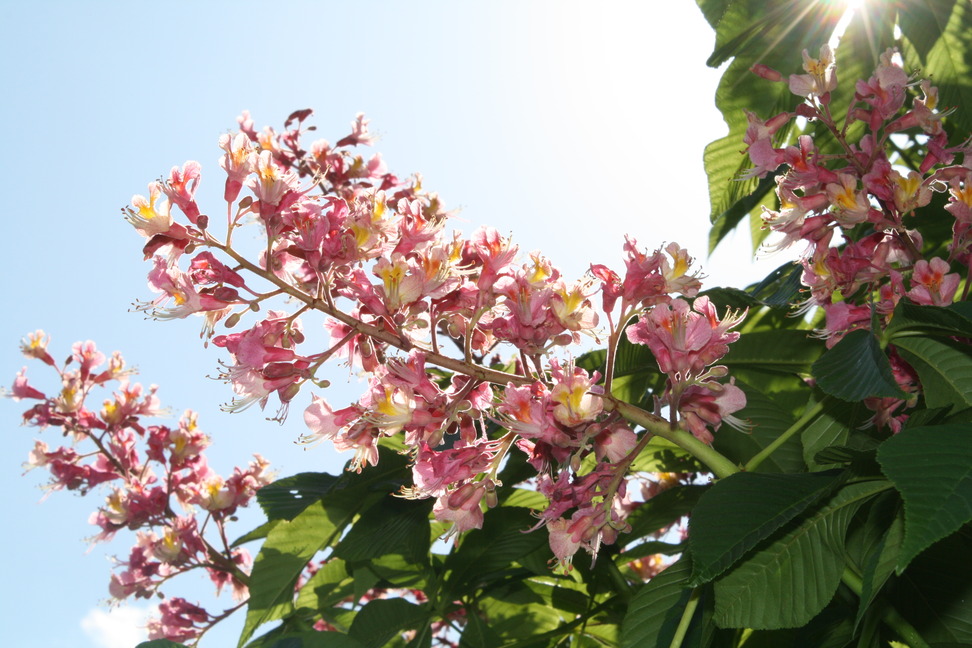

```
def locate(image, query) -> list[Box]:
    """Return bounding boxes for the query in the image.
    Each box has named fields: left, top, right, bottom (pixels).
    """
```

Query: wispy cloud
left=81, top=604, right=156, bottom=648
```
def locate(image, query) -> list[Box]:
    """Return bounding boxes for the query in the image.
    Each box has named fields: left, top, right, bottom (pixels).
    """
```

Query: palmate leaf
left=459, top=609, right=503, bottom=648
left=900, top=0, right=972, bottom=146
left=245, top=631, right=365, bottom=648
left=474, top=580, right=571, bottom=643
left=877, top=424, right=972, bottom=572
left=801, top=399, right=868, bottom=471
left=294, top=557, right=353, bottom=614
left=257, top=448, right=410, bottom=521
left=891, top=529, right=972, bottom=645
left=898, top=0, right=958, bottom=62
left=853, top=497, right=905, bottom=631
left=696, top=0, right=845, bottom=250
left=893, top=336, right=972, bottom=411
left=333, top=496, right=432, bottom=563
left=347, top=599, right=430, bottom=648
left=713, top=379, right=806, bottom=473
left=442, top=506, right=548, bottom=596
left=811, top=330, right=907, bottom=401
left=239, top=499, right=354, bottom=647
left=712, top=479, right=890, bottom=629
left=719, top=329, right=823, bottom=374
left=621, top=558, right=711, bottom=648
left=888, top=301, right=972, bottom=339
left=688, top=470, right=845, bottom=585
left=626, top=484, right=708, bottom=541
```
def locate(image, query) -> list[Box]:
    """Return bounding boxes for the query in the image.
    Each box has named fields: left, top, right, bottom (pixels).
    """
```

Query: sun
left=827, top=0, right=871, bottom=48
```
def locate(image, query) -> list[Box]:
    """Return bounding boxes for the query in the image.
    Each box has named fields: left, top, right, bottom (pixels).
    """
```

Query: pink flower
left=336, top=112, right=377, bottom=148
left=627, top=296, right=744, bottom=380
left=826, top=173, right=873, bottom=227
left=125, top=182, right=174, bottom=237
left=10, top=368, right=45, bottom=401
left=547, top=517, right=583, bottom=571
left=146, top=598, right=212, bottom=643
left=218, top=132, right=254, bottom=202
left=433, top=482, right=485, bottom=542
left=855, top=49, right=909, bottom=123
left=677, top=380, right=747, bottom=444
left=593, top=423, right=638, bottom=463
left=301, top=396, right=362, bottom=445
left=20, top=330, right=54, bottom=366
left=907, top=257, right=960, bottom=306
left=410, top=441, right=496, bottom=499
left=788, top=45, right=837, bottom=98
left=161, top=161, right=202, bottom=224
left=549, top=361, right=603, bottom=428
left=742, top=110, right=792, bottom=178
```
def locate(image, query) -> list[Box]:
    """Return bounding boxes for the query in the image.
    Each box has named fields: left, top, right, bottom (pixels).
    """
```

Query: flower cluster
left=10, top=332, right=271, bottom=643
left=117, top=108, right=748, bottom=580
left=746, top=46, right=969, bottom=432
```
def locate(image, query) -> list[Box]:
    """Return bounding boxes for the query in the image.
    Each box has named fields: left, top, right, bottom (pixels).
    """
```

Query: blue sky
left=0, top=2, right=786, bottom=646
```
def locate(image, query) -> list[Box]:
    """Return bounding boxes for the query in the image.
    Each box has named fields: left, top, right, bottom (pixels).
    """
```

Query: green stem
left=841, top=568, right=931, bottom=648
left=668, top=587, right=701, bottom=648
left=605, top=397, right=739, bottom=478
left=744, top=397, right=828, bottom=473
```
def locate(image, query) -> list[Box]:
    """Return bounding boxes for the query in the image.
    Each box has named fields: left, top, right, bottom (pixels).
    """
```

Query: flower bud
left=751, top=63, right=783, bottom=82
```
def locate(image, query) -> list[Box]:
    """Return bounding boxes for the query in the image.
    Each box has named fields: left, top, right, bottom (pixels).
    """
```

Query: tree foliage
left=9, top=2, right=972, bottom=648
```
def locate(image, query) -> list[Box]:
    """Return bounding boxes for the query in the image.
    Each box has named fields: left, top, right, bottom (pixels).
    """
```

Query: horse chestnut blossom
left=745, top=44, right=969, bottom=432
left=17, top=108, right=753, bottom=641
left=10, top=334, right=271, bottom=643
left=113, top=107, right=754, bottom=588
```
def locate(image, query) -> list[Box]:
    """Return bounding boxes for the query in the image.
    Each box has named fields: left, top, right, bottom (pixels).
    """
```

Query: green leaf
left=721, top=329, right=823, bottom=374
left=367, top=553, right=430, bottom=589
left=252, top=633, right=365, bottom=648
left=621, top=558, right=707, bottom=648
left=501, top=487, right=549, bottom=510
left=801, top=399, right=868, bottom=471
left=459, top=608, right=503, bottom=648
left=890, top=529, right=972, bottom=645
left=689, top=470, right=845, bottom=585
left=626, top=485, right=707, bottom=540
left=898, top=0, right=957, bottom=62
left=746, top=262, right=805, bottom=308
left=888, top=302, right=972, bottom=339
left=854, top=498, right=905, bottom=630
left=877, top=424, right=972, bottom=572
left=257, top=472, right=343, bottom=521
left=294, top=557, right=353, bottom=613
left=334, top=497, right=432, bottom=563
left=136, top=641, right=189, bottom=648
left=712, top=479, right=889, bottom=629
left=893, top=336, right=972, bottom=411
left=258, top=449, right=410, bottom=522
left=713, top=379, right=806, bottom=473
left=475, top=580, right=569, bottom=641
left=901, top=0, right=972, bottom=145
left=348, top=599, right=429, bottom=648
left=240, top=499, right=356, bottom=647
left=812, top=330, right=907, bottom=401
left=443, top=507, right=548, bottom=595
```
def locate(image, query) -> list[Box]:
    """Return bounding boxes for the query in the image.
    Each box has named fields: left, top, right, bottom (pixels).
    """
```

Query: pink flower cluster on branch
left=119, top=108, right=746, bottom=577
left=9, top=332, right=271, bottom=644
left=745, top=46, right=970, bottom=432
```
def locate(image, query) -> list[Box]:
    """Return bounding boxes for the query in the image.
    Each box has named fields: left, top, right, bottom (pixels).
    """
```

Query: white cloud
left=81, top=604, right=156, bottom=648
